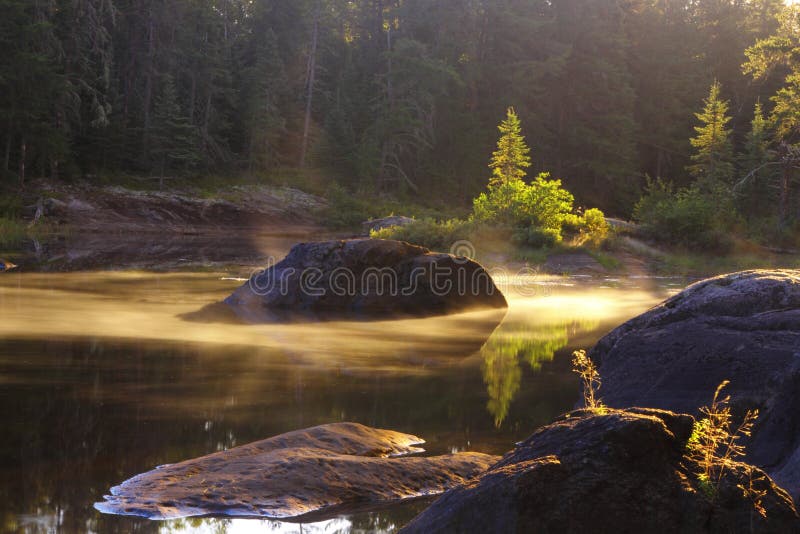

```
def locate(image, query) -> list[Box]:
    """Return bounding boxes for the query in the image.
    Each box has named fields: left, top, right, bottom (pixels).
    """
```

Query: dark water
left=0, top=269, right=684, bottom=533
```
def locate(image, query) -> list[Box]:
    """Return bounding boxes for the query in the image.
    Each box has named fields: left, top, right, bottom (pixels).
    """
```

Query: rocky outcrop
left=33, top=182, right=326, bottom=233
left=590, top=270, right=800, bottom=499
left=95, top=422, right=497, bottom=521
left=223, top=238, right=507, bottom=322
left=401, top=409, right=799, bottom=533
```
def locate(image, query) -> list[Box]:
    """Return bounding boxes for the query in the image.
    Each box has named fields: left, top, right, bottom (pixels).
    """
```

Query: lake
left=0, top=257, right=686, bottom=533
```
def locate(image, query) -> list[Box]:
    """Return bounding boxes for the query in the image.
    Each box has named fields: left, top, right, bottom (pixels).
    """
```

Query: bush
left=371, top=217, right=476, bottom=252
left=511, top=226, right=563, bottom=248
left=634, top=179, right=736, bottom=252
left=577, top=207, right=610, bottom=248
left=472, top=173, right=575, bottom=241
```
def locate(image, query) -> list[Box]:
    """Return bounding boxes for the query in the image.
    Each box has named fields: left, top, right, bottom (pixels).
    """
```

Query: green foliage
left=634, top=178, right=737, bottom=251
left=473, top=173, right=576, bottom=239
left=371, top=218, right=475, bottom=252
left=489, top=107, right=531, bottom=186
left=688, top=81, right=735, bottom=186
left=685, top=381, right=761, bottom=511
left=577, top=208, right=610, bottom=248
left=150, top=75, right=201, bottom=178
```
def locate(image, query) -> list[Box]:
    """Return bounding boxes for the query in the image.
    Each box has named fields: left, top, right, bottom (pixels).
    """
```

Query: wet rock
left=223, top=239, right=507, bottom=322
left=590, top=270, right=800, bottom=500
left=362, top=216, right=416, bottom=235
left=95, top=422, right=498, bottom=521
left=401, top=409, right=799, bottom=533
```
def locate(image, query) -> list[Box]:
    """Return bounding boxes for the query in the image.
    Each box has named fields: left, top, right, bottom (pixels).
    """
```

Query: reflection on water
left=0, top=270, right=680, bottom=533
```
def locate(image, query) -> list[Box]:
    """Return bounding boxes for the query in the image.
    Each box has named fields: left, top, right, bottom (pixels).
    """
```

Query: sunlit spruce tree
left=688, top=81, right=735, bottom=187
left=489, top=107, right=531, bottom=186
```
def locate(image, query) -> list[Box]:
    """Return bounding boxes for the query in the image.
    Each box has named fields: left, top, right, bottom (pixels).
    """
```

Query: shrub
left=472, top=173, right=575, bottom=242
left=371, top=217, right=476, bottom=252
left=578, top=207, right=610, bottom=247
left=685, top=380, right=762, bottom=513
left=572, top=349, right=604, bottom=411
left=321, top=182, right=376, bottom=228
left=634, top=180, right=736, bottom=252
left=512, top=226, right=563, bottom=248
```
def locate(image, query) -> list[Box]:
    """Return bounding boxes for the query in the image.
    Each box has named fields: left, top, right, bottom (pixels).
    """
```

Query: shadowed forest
left=3, top=0, right=800, bottom=250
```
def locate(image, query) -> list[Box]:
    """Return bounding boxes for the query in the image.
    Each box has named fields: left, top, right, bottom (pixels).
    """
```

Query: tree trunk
left=3, top=131, right=11, bottom=174
left=299, top=0, right=320, bottom=168
left=142, top=5, right=156, bottom=160
left=386, top=24, right=394, bottom=110
left=19, top=137, right=26, bottom=187
left=779, top=163, right=790, bottom=228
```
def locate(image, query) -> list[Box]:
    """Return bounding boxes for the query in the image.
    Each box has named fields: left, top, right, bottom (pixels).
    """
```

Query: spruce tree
left=151, top=75, right=200, bottom=186
left=688, top=81, right=735, bottom=187
left=489, top=107, right=531, bottom=186
left=739, top=102, right=776, bottom=217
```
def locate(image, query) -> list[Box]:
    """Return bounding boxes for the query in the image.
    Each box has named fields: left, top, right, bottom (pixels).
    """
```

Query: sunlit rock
left=95, top=422, right=498, bottom=521
left=223, top=239, right=507, bottom=322
left=589, top=270, right=800, bottom=500
left=401, top=409, right=799, bottom=533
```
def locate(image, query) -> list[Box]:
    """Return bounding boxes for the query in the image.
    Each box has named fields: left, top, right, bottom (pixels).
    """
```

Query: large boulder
left=95, top=422, right=498, bottom=521
left=589, top=270, right=800, bottom=499
left=401, top=409, right=799, bottom=533
left=224, top=239, right=507, bottom=322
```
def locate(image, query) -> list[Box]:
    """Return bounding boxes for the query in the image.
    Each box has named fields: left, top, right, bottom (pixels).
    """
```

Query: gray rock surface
left=402, top=408, right=799, bottom=533
left=590, top=270, right=800, bottom=499
left=95, top=422, right=498, bottom=521
left=224, top=238, right=508, bottom=322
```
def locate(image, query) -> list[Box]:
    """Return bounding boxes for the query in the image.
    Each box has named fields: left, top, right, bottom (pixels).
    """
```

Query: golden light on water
left=0, top=271, right=668, bottom=371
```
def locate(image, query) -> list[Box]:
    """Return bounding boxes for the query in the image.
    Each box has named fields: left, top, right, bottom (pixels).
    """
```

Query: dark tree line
left=0, top=0, right=795, bottom=216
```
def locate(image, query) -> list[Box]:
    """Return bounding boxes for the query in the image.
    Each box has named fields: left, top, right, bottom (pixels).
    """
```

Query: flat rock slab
left=95, top=422, right=497, bottom=521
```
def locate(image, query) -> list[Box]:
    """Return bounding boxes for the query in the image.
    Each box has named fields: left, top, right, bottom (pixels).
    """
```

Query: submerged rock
left=589, top=270, right=800, bottom=499
left=223, top=239, right=507, bottom=322
left=95, top=422, right=497, bottom=521
left=401, top=409, right=799, bottom=533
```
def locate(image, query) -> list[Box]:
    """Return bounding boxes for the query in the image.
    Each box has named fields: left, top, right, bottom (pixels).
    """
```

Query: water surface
left=0, top=268, right=683, bottom=533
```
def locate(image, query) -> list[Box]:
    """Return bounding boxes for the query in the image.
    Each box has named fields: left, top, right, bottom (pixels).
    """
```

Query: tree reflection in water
left=482, top=318, right=599, bottom=427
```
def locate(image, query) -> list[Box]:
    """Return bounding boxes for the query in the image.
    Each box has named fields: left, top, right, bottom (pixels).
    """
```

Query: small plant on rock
left=572, top=350, right=604, bottom=412
left=685, top=380, right=762, bottom=511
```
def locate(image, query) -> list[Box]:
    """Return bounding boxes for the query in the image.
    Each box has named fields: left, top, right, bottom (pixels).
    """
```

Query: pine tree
left=489, top=107, right=531, bottom=186
left=240, top=28, right=287, bottom=171
left=150, top=75, right=200, bottom=186
left=688, top=81, right=735, bottom=187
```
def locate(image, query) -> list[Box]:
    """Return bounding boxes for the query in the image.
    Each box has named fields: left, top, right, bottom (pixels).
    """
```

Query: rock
left=94, top=422, right=497, bottom=521
left=362, top=216, right=416, bottom=235
left=589, top=270, right=800, bottom=499
left=223, top=238, right=507, bottom=322
left=543, top=251, right=607, bottom=275
left=32, top=182, right=326, bottom=233
left=401, top=409, right=799, bottom=533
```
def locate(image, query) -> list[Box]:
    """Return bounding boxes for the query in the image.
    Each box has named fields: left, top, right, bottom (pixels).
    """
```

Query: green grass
left=655, top=251, right=800, bottom=276
left=0, top=217, right=60, bottom=248
left=585, top=248, right=623, bottom=271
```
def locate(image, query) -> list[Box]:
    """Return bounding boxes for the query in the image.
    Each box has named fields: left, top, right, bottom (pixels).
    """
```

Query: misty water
left=0, top=258, right=687, bottom=533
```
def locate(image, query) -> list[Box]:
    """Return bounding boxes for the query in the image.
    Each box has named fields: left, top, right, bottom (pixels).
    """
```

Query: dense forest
left=4, top=0, right=800, bottom=239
